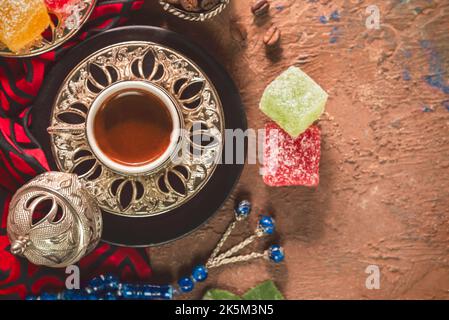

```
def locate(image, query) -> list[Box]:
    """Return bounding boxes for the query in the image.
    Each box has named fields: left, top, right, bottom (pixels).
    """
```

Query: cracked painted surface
left=136, top=0, right=449, bottom=299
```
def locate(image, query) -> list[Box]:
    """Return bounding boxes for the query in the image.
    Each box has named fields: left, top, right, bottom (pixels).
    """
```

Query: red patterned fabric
left=0, top=0, right=152, bottom=300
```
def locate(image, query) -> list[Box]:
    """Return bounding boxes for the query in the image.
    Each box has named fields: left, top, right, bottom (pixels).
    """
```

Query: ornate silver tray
left=0, top=0, right=96, bottom=58
left=47, top=41, right=225, bottom=217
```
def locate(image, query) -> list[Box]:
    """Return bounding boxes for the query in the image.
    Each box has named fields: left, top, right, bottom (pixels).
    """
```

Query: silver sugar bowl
left=7, top=172, right=102, bottom=268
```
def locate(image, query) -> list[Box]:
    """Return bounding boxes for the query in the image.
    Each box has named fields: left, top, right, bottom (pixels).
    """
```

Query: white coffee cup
left=86, top=81, right=181, bottom=175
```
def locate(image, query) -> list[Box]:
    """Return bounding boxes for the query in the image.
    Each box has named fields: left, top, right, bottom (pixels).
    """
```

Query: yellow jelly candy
left=0, top=0, right=51, bottom=52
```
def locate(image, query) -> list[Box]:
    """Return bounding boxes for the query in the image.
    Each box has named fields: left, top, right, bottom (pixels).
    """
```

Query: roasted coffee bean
left=251, top=0, right=270, bottom=17
left=263, top=25, right=281, bottom=48
left=180, top=0, right=201, bottom=12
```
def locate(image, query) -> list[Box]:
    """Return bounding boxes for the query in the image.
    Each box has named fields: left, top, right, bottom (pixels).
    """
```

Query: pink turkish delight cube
left=263, top=122, right=321, bottom=187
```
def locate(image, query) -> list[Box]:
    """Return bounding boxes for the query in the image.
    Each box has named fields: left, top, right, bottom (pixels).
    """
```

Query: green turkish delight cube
left=260, top=66, right=328, bottom=138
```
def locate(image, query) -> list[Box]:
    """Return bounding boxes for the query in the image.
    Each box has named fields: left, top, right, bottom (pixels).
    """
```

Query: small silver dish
left=159, top=0, right=230, bottom=22
left=0, top=0, right=96, bottom=58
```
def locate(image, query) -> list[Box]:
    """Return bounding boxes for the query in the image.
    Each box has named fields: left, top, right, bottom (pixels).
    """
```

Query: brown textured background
left=135, top=0, right=449, bottom=299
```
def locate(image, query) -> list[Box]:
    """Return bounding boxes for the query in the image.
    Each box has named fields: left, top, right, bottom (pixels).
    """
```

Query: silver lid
left=7, top=172, right=102, bottom=268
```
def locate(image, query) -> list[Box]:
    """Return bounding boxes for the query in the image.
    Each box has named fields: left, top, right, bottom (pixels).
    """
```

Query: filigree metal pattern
left=7, top=172, right=102, bottom=268
left=48, top=41, right=224, bottom=216
left=0, top=0, right=96, bottom=58
left=159, top=0, right=230, bottom=22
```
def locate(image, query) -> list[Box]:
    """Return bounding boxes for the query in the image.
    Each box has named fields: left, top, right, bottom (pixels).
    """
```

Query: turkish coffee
left=93, top=89, right=174, bottom=167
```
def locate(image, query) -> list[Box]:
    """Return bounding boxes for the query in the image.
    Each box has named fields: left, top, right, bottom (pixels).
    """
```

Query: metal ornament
left=159, top=0, right=230, bottom=22
left=0, top=0, right=96, bottom=58
left=7, top=172, right=102, bottom=268
left=47, top=41, right=224, bottom=216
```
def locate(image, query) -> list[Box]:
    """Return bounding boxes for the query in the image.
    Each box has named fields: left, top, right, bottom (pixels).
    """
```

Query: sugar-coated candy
left=0, top=0, right=51, bottom=52
left=263, top=122, right=321, bottom=187
left=260, top=66, right=328, bottom=138
left=44, top=0, right=75, bottom=13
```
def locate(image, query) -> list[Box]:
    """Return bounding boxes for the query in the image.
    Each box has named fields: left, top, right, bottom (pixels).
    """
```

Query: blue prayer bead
left=142, top=286, right=155, bottom=299
left=142, top=285, right=173, bottom=300
left=258, top=215, right=275, bottom=235
left=105, top=275, right=119, bottom=289
left=192, top=265, right=208, bottom=282
left=105, top=280, right=119, bottom=291
left=29, top=274, right=176, bottom=300
left=162, top=285, right=173, bottom=300
left=134, top=290, right=144, bottom=300
left=87, top=274, right=119, bottom=294
left=70, top=290, right=87, bottom=300
left=104, top=274, right=118, bottom=282
left=84, top=286, right=96, bottom=294
left=69, top=291, right=88, bottom=300
left=40, top=293, right=58, bottom=300
left=89, top=275, right=105, bottom=288
left=62, top=290, right=76, bottom=300
left=119, top=284, right=135, bottom=299
left=235, top=200, right=251, bottom=219
left=268, top=245, right=285, bottom=263
left=103, top=292, right=117, bottom=300
left=178, top=277, right=194, bottom=293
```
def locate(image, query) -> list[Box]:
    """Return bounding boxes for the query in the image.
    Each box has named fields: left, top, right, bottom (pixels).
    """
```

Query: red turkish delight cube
left=263, top=122, right=321, bottom=187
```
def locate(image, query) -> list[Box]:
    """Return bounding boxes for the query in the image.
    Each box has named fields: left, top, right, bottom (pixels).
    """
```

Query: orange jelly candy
left=0, top=0, right=51, bottom=52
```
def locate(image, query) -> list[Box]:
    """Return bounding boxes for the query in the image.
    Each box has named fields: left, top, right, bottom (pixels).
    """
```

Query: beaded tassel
left=176, top=200, right=284, bottom=294
left=27, top=200, right=284, bottom=300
